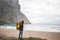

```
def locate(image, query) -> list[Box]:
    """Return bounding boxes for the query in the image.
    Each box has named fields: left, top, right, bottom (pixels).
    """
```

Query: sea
left=0, top=24, right=60, bottom=32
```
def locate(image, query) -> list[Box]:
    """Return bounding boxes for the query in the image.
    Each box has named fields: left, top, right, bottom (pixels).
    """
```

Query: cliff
left=0, top=0, right=31, bottom=24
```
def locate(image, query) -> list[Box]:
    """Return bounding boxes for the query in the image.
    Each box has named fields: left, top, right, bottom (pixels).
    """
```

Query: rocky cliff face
left=0, top=0, right=31, bottom=24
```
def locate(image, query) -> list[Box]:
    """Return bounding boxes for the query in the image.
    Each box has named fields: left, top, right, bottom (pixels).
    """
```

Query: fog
left=19, top=0, right=60, bottom=24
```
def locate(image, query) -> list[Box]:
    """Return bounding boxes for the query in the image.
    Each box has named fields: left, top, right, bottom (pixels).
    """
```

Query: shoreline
left=0, top=25, right=60, bottom=32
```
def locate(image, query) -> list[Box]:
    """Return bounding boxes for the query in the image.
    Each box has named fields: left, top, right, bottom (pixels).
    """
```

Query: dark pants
left=19, top=30, right=23, bottom=40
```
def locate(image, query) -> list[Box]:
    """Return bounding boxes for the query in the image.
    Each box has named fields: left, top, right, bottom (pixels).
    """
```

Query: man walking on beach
left=19, top=20, right=24, bottom=40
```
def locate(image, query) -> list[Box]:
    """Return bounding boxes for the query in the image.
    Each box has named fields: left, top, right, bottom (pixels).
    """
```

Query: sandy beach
left=0, top=28, right=60, bottom=40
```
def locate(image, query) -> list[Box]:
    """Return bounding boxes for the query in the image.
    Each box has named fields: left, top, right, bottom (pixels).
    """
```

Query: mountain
left=0, top=0, right=31, bottom=24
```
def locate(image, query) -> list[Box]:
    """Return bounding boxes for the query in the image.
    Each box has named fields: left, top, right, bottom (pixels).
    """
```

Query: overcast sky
left=19, top=0, right=60, bottom=24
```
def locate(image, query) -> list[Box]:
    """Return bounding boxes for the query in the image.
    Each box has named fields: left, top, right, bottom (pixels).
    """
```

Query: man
left=19, top=20, right=24, bottom=40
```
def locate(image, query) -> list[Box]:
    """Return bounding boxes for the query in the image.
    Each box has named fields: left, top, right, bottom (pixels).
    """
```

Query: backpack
left=16, top=22, right=20, bottom=30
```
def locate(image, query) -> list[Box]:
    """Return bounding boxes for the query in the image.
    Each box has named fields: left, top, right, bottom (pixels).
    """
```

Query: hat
left=21, top=19, right=24, bottom=24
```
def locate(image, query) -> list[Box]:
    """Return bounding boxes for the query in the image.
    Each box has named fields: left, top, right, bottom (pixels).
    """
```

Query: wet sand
left=0, top=28, right=60, bottom=40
